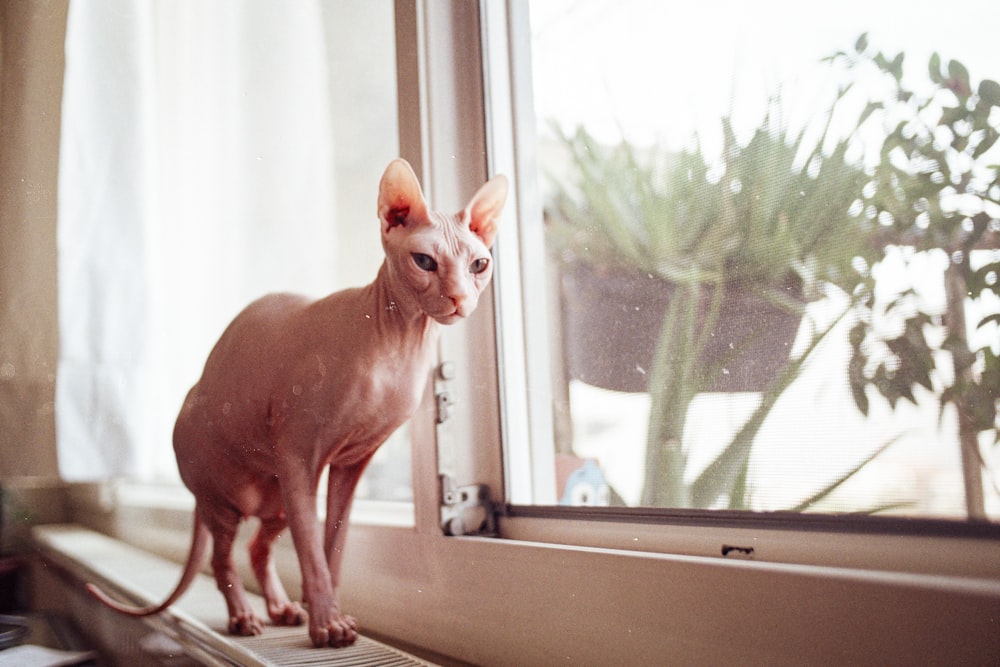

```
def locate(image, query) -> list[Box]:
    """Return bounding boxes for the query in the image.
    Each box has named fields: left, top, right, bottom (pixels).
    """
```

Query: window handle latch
left=435, top=361, right=456, bottom=424
left=435, top=390, right=455, bottom=424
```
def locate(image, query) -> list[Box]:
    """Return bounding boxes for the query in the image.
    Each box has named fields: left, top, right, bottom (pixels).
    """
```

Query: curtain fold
left=57, top=0, right=338, bottom=480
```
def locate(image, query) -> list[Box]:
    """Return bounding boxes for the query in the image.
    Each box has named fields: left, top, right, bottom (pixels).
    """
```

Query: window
left=492, top=0, right=1000, bottom=522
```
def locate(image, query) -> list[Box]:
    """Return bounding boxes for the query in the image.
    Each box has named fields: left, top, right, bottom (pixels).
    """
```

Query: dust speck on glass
left=526, top=0, right=1000, bottom=520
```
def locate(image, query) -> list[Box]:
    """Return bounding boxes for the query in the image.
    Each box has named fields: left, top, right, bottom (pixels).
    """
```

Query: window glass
left=520, top=0, right=1000, bottom=519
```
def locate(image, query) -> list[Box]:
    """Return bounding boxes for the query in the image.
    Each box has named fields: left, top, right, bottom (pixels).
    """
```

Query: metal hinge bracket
left=440, top=474, right=499, bottom=537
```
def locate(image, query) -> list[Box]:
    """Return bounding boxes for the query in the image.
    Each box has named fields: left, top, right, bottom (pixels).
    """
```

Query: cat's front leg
left=276, top=452, right=357, bottom=648
left=309, top=460, right=373, bottom=646
left=324, top=459, right=372, bottom=589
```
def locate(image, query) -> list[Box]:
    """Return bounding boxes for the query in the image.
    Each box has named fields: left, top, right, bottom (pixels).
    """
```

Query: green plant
left=547, top=92, right=882, bottom=508
left=547, top=106, right=878, bottom=298
left=831, top=35, right=1000, bottom=520
left=689, top=307, right=850, bottom=509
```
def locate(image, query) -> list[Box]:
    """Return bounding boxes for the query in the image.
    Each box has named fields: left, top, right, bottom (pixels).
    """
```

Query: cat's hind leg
left=249, top=514, right=306, bottom=626
left=206, top=511, right=266, bottom=636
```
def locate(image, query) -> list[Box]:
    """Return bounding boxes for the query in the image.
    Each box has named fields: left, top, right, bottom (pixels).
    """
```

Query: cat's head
left=377, top=159, right=507, bottom=325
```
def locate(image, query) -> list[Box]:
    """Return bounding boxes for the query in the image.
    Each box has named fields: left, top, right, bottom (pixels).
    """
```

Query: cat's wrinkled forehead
left=417, top=209, right=490, bottom=253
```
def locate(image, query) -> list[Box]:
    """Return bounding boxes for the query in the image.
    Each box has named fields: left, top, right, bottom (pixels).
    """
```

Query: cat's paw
left=268, top=600, right=306, bottom=626
left=228, top=612, right=265, bottom=636
left=309, top=611, right=359, bottom=648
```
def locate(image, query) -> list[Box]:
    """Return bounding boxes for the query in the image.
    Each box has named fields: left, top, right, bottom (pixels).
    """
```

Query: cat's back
left=185, top=292, right=314, bottom=399
left=194, top=288, right=373, bottom=389
left=213, top=292, right=313, bottom=357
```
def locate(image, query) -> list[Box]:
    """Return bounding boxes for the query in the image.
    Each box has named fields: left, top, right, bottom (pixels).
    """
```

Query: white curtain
left=57, top=1, right=341, bottom=480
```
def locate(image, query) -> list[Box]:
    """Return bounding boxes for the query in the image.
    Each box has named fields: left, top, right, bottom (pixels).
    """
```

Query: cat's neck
left=365, top=262, right=439, bottom=340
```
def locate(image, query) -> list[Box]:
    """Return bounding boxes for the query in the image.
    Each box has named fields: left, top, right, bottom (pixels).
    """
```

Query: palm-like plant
left=548, top=104, right=876, bottom=298
left=546, top=95, right=881, bottom=507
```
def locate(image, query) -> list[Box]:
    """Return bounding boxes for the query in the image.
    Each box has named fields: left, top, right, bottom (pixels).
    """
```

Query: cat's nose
left=447, top=294, right=472, bottom=317
left=440, top=278, right=473, bottom=315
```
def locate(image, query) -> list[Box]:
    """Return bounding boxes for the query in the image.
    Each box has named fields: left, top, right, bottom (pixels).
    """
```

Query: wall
left=0, top=0, right=67, bottom=479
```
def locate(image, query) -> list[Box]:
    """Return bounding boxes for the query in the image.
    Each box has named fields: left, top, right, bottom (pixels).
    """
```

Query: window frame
left=478, top=0, right=1000, bottom=537
left=433, top=0, right=1000, bottom=574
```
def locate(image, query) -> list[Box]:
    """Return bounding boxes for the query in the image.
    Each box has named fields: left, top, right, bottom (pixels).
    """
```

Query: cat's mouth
left=431, top=302, right=469, bottom=324
left=433, top=310, right=464, bottom=325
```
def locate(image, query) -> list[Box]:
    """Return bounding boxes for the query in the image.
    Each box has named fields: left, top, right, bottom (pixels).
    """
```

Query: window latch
left=435, top=361, right=456, bottom=424
left=435, top=390, right=455, bottom=425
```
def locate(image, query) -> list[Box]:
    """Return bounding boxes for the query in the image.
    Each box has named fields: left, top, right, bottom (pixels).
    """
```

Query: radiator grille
left=32, top=525, right=438, bottom=667
left=235, top=627, right=434, bottom=666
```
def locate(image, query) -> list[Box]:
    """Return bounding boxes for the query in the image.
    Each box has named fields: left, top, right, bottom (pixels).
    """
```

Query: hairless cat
left=87, top=159, right=507, bottom=648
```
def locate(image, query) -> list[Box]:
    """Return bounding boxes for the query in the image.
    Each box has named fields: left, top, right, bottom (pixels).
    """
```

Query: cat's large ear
left=378, top=159, right=428, bottom=234
left=464, top=174, right=508, bottom=248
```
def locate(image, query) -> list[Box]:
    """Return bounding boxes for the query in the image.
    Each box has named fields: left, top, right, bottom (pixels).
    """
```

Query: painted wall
left=0, top=1, right=67, bottom=479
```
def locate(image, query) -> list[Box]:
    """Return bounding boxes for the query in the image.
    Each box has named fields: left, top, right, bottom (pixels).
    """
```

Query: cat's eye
left=470, top=257, right=490, bottom=274
left=411, top=253, right=438, bottom=272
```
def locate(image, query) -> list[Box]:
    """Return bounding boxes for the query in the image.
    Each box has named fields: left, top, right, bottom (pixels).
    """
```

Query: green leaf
left=849, top=354, right=870, bottom=416
left=789, top=435, right=901, bottom=512
left=980, top=79, right=1000, bottom=106
left=939, top=105, right=967, bottom=127
left=965, top=382, right=998, bottom=433
left=855, top=33, right=869, bottom=54
left=728, top=459, right=751, bottom=510
left=889, top=52, right=905, bottom=81
left=858, top=101, right=883, bottom=126
left=929, top=52, right=943, bottom=84
left=971, top=261, right=1000, bottom=296
left=978, top=313, right=1000, bottom=329
left=948, top=59, right=970, bottom=87
left=972, top=127, right=998, bottom=160
left=849, top=321, right=866, bottom=349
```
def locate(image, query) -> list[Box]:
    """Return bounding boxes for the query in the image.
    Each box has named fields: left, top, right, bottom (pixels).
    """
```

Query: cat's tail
left=85, top=510, right=210, bottom=617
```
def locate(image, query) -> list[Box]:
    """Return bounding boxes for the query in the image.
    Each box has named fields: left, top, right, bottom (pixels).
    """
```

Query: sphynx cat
left=87, top=159, right=507, bottom=648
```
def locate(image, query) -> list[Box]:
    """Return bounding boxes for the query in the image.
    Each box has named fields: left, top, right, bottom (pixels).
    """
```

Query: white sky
left=530, top=0, right=999, bottom=153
